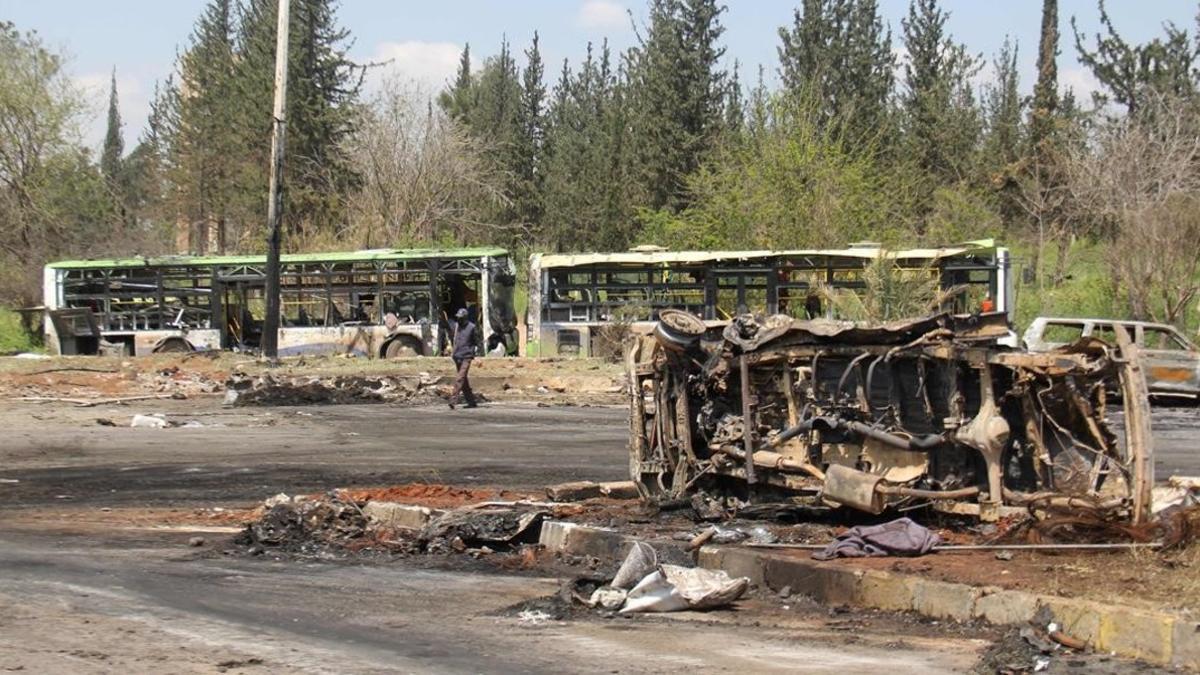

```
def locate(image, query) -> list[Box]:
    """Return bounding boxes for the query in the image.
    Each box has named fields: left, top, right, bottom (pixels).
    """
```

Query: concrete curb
left=535, top=520, right=1198, bottom=669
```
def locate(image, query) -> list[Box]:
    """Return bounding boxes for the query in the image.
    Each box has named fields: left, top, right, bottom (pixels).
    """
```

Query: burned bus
left=527, top=241, right=1012, bottom=357
left=43, top=248, right=518, bottom=357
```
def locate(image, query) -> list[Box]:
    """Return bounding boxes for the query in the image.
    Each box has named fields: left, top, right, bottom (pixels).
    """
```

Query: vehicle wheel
left=384, top=338, right=421, bottom=358
left=154, top=338, right=192, bottom=353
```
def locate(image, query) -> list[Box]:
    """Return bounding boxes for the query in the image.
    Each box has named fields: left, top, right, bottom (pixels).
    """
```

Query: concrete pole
left=261, top=0, right=290, bottom=360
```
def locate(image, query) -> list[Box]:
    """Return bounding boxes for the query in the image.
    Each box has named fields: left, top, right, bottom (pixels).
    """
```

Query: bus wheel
left=153, top=337, right=193, bottom=353
left=383, top=337, right=422, bottom=358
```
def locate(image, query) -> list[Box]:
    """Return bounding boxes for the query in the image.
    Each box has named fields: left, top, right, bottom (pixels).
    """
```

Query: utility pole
left=261, top=0, right=290, bottom=360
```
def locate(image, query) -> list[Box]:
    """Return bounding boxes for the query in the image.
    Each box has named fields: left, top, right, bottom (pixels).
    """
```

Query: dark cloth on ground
left=811, top=517, right=940, bottom=560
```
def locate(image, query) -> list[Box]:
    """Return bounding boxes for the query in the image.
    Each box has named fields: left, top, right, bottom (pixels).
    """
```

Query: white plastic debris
left=130, top=414, right=169, bottom=429
left=12, top=352, right=50, bottom=359
left=611, top=541, right=658, bottom=590
left=588, top=587, right=628, bottom=610
left=620, top=569, right=691, bottom=614
left=619, top=564, right=750, bottom=614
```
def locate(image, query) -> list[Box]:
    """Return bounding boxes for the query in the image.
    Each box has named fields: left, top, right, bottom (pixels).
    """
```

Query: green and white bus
left=43, top=248, right=518, bottom=357
left=527, top=240, right=1012, bottom=357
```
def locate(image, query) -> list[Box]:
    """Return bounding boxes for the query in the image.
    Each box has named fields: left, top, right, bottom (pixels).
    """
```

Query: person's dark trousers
left=450, top=357, right=476, bottom=407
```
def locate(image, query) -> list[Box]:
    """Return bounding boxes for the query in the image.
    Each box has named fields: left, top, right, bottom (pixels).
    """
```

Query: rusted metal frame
left=626, top=342, right=650, bottom=471
left=781, top=361, right=800, bottom=427
left=1018, top=388, right=1052, bottom=489
left=742, top=344, right=893, bottom=366
left=671, top=366, right=697, bottom=496
left=1113, top=324, right=1154, bottom=524
left=739, top=355, right=757, bottom=485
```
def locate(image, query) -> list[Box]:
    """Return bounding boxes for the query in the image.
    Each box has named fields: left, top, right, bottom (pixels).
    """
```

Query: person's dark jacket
left=452, top=321, right=478, bottom=360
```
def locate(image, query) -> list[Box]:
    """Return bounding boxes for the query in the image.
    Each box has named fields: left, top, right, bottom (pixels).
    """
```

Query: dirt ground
left=0, top=353, right=1194, bottom=673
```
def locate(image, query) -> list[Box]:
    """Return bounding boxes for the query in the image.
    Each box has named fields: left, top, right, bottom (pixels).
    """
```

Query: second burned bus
left=526, top=241, right=1012, bottom=357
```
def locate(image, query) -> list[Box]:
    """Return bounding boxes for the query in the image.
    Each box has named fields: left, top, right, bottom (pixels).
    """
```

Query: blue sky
left=1, top=0, right=1196, bottom=149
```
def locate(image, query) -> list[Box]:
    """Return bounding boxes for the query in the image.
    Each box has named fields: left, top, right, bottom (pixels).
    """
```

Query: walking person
left=448, top=308, right=478, bottom=409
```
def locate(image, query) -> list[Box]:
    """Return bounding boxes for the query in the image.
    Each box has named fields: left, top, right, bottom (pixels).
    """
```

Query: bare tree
left=341, top=76, right=511, bottom=248
left=1066, top=92, right=1200, bottom=325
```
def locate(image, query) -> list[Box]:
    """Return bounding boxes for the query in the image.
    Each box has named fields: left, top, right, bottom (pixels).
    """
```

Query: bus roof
left=47, top=247, right=509, bottom=270
left=531, top=240, right=1001, bottom=269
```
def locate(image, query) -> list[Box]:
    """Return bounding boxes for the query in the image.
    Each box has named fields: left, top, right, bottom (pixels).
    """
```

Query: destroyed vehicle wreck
left=627, top=310, right=1154, bottom=523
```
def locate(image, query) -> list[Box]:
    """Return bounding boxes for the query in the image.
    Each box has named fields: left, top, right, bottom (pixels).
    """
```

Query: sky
left=1, top=0, right=1196, bottom=151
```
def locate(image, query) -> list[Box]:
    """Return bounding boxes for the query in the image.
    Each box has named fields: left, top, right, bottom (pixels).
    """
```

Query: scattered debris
left=419, top=505, right=548, bottom=552
left=188, top=537, right=206, bottom=547
left=224, top=373, right=444, bottom=407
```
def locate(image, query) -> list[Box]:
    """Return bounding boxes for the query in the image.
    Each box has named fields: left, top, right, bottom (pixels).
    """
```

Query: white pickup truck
left=1024, top=317, right=1200, bottom=400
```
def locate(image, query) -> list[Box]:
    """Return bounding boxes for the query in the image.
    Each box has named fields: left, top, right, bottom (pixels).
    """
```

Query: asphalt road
left=0, top=528, right=995, bottom=674
left=0, top=401, right=631, bottom=508
left=0, top=399, right=1186, bottom=673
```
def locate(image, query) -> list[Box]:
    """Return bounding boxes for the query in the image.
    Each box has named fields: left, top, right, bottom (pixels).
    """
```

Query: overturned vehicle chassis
left=627, top=312, right=1154, bottom=523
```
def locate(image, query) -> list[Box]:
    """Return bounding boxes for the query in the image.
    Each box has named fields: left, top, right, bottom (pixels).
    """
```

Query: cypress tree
left=1030, top=0, right=1058, bottom=154
left=101, top=69, right=124, bottom=183
left=439, top=44, right=475, bottom=121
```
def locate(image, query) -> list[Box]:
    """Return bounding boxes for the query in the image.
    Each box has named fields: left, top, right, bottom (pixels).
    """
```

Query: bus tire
left=383, top=337, right=422, bottom=358
left=153, top=337, right=193, bottom=353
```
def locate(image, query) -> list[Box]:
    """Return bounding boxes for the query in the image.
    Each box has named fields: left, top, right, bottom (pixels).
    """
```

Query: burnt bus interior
left=542, top=252, right=1001, bottom=326
left=56, top=255, right=505, bottom=353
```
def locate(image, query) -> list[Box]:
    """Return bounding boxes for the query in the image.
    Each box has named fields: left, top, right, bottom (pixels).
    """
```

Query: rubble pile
left=224, top=372, right=447, bottom=407
left=235, top=493, right=370, bottom=554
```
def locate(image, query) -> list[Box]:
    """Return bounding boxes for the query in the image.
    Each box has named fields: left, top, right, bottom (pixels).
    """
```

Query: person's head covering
left=454, top=308, right=469, bottom=320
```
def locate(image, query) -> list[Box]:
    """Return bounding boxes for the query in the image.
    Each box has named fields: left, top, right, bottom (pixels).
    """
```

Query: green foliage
left=1012, top=240, right=1122, bottom=330
left=645, top=94, right=910, bottom=250
left=923, top=183, right=1003, bottom=245
left=625, top=0, right=731, bottom=212
left=819, top=257, right=961, bottom=323
left=900, top=0, right=982, bottom=202
left=1072, top=0, right=1197, bottom=116
left=776, top=0, right=894, bottom=143
left=0, top=308, right=37, bottom=353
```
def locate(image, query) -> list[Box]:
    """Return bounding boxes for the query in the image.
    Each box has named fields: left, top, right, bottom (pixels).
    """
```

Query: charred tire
left=153, top=337, right=193, bottom=353
left=383, top=337, right=422, bottom=358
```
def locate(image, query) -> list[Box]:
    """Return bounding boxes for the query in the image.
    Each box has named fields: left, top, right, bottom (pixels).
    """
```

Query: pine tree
left=984, top=38, right=1022, bottom=170
left=542, top=42, right=633, bottom=250
left=167, top=0, right=237, bottom=252
left=626, top=0, right=729, bottom=211
left=981, top=38, right=1023, bottom=227
left=777, top=0, right=893, bottom=143
left=101, top=69, right=124, bottom=183
left=233, top=0, right=364, bottom=242
left=515, top=32, right=546, bottom=232
left=900, top=0, right=981, bottom=192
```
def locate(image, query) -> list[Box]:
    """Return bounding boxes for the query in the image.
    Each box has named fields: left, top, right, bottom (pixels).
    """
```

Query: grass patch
left=0, top=308, right=38, bottom=354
